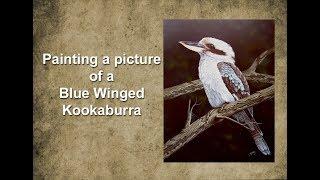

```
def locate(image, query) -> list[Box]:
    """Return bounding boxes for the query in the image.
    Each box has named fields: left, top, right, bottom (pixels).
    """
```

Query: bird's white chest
left=198, top=60, right=221, bottom=83
left=198, top=59, right=234, bottom=107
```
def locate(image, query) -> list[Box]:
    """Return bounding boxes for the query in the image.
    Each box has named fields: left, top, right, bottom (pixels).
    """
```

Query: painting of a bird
left=179, top=37, right=271, bottom=155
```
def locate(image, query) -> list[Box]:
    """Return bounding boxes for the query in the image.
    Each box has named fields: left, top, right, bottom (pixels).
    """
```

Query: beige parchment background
left=33, top=0, right=287, bottom=179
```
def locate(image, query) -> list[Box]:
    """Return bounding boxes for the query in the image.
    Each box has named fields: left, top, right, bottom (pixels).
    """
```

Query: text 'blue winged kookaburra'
left=179, top=37, right=271, bottom=155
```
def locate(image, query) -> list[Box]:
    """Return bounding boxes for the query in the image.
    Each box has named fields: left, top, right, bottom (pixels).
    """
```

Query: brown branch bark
left=243, top=48, right=274, bottom=74
left=185, top=99, right=200, bottom=129
left=164, top=85, right=274, bottom=159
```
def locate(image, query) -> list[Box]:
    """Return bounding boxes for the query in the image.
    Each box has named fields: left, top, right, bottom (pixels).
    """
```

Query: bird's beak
left=179, top=41, right=205, bottom=53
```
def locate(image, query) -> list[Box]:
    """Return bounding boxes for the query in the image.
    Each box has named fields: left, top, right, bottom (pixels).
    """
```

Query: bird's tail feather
left=232, top=110, right=271, bottom=155
left=245, top=110, right=271, bottom=156
left=251, top=130, right=271, bottom=155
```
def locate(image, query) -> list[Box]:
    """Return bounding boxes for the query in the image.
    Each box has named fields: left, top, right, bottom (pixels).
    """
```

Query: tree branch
left=216, top=115, right=251, bottom=130
left=185, top=99, right=192, bottom=128
left=164, top=85, right=274, bottom=159
left=243, top=48, right=274, bottom=74
left=185, top=99, right=200, bottom=128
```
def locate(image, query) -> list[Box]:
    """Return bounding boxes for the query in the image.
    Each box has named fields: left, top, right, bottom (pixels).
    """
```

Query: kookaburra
left=179, top=37, right=271, bottom=155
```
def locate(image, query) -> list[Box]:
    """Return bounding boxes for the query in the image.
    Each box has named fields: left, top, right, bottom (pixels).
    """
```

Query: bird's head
left=179, top=37, right=235, bottom=63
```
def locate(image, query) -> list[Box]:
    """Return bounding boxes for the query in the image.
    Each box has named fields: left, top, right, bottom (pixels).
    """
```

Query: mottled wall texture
left=33, top=0, right=287, bottom=179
